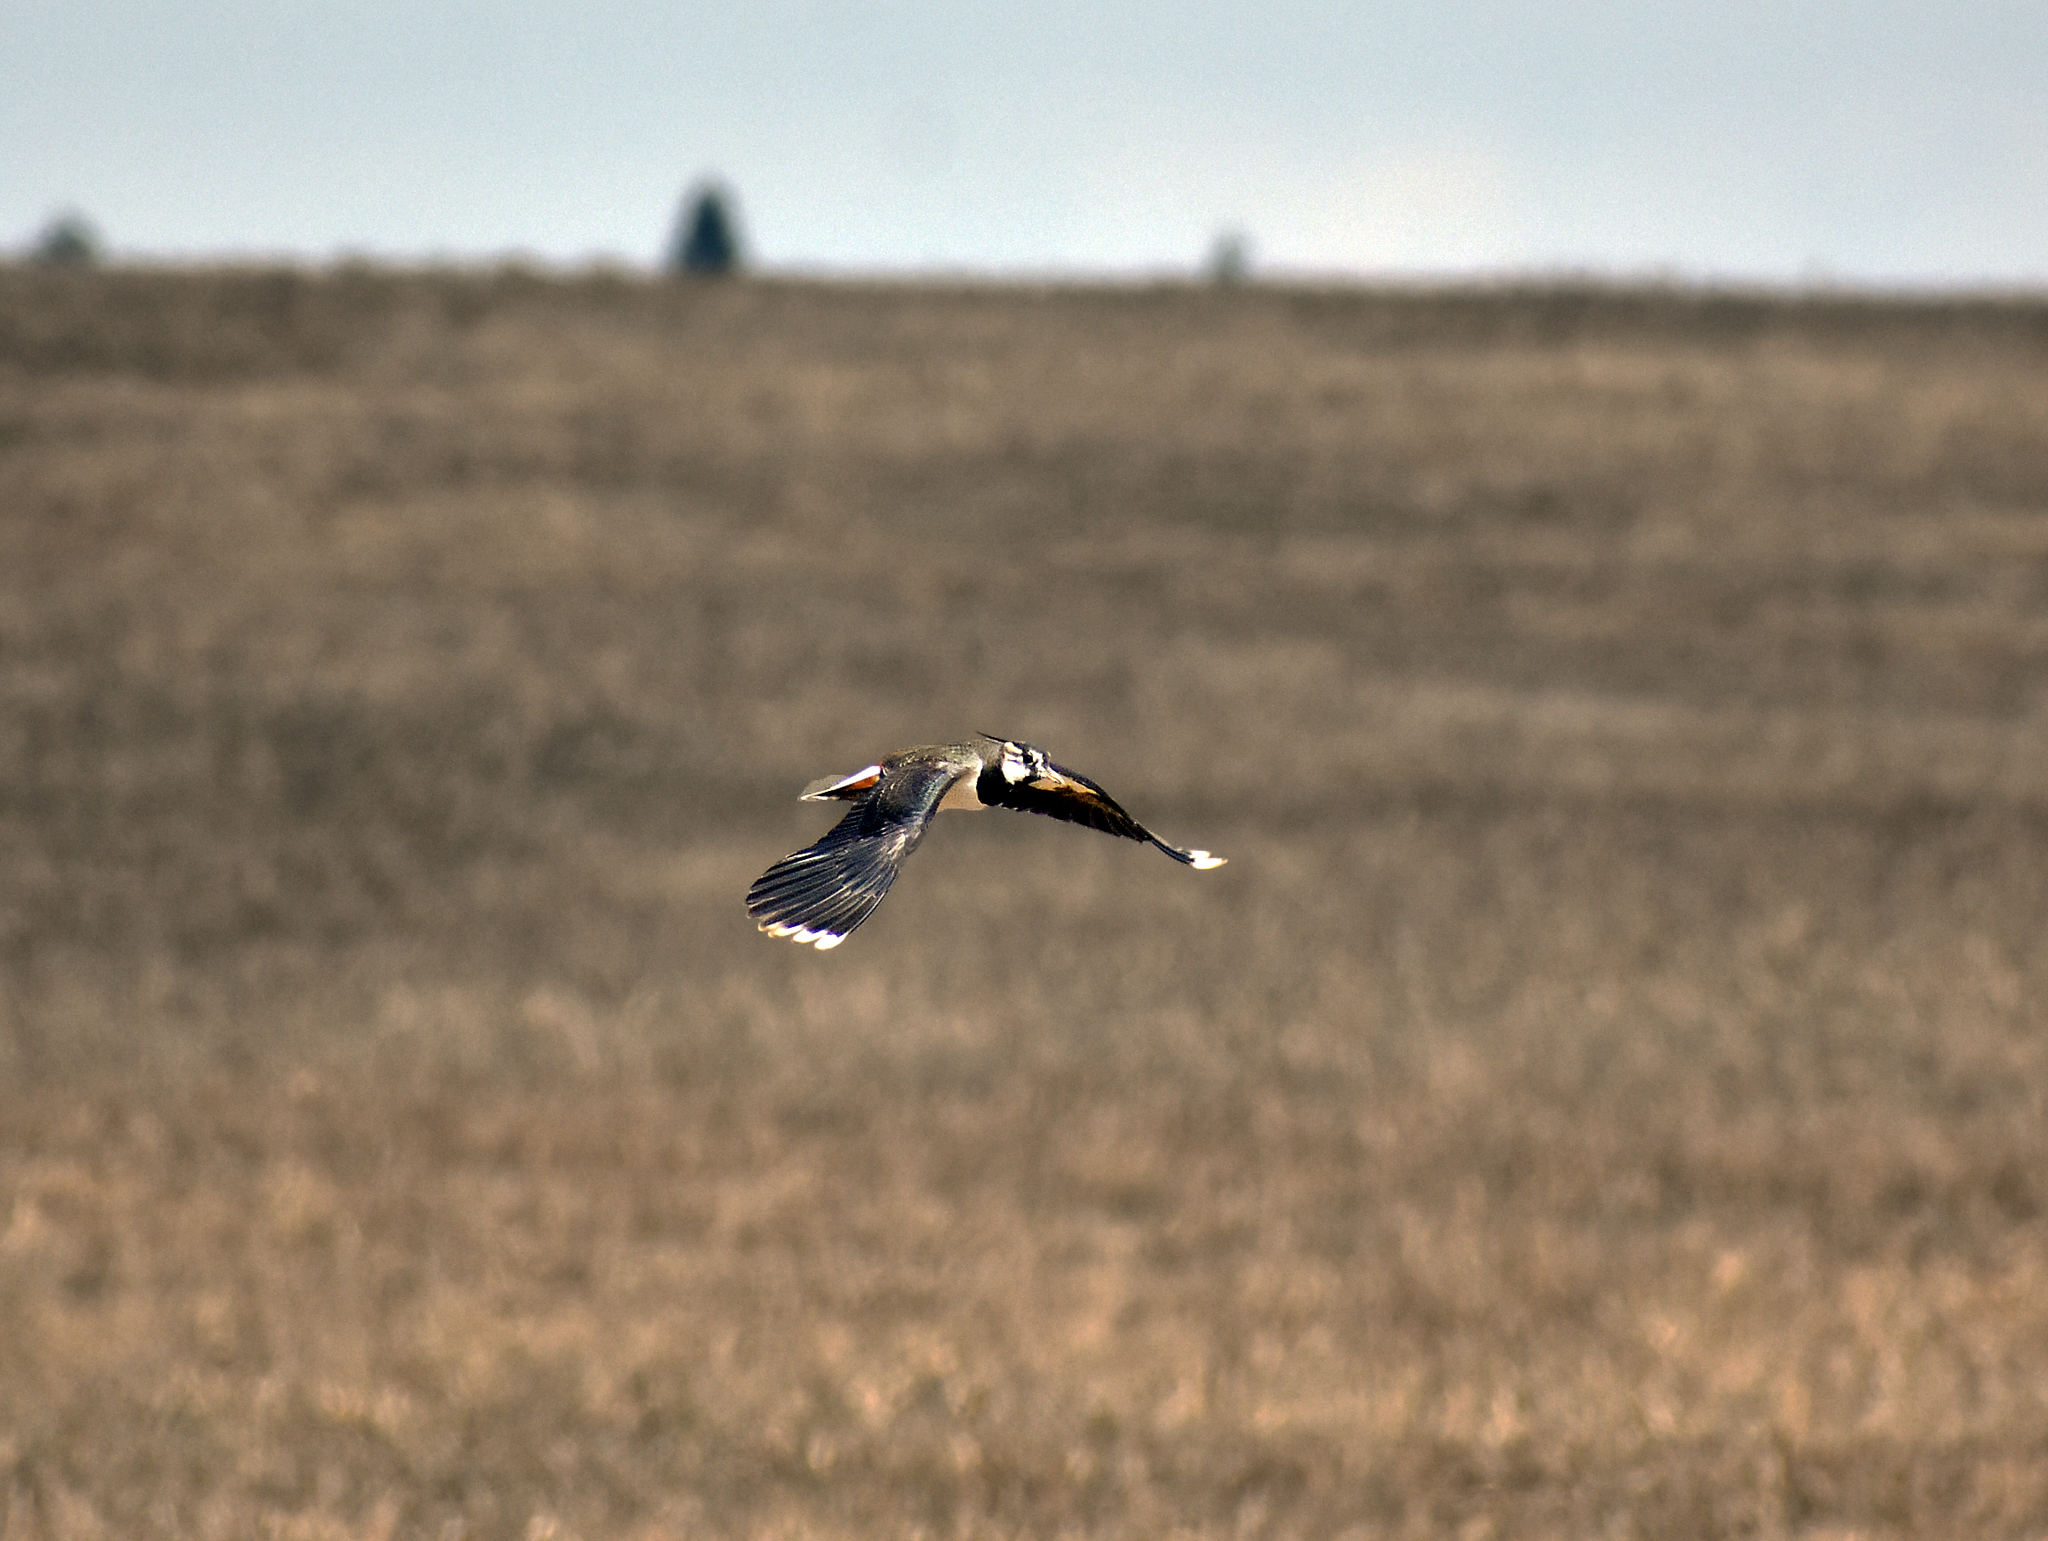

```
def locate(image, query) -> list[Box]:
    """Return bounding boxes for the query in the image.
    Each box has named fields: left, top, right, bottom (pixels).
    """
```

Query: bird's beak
left=1029, top=767, right=1078, bottom=792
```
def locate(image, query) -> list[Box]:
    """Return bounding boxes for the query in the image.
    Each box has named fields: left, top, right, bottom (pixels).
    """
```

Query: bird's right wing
left=746, top=760, right=966, bottom=948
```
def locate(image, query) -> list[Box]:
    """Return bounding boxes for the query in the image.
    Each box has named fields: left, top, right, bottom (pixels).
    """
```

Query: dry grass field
left=3, top=265, right=2048, bottom=1540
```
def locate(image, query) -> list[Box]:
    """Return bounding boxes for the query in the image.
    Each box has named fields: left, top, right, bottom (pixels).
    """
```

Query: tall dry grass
left=2, top=266, right=2047, bottom=1538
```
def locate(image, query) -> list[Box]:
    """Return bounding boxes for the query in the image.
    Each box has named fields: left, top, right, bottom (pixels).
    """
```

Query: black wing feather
left=979, top=761, right=1152, bottom=841
left=747, top=761, right=964, bottom=946
left=978, top=759, right=1219, bottom=866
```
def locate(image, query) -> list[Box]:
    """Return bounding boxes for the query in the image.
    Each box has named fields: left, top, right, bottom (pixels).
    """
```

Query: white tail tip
left=800, top=764, right=883, bottom=801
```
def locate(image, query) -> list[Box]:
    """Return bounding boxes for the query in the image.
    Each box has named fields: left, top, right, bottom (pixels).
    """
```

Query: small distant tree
left=670, top=182, right=741, bottom=276
left=32, top=212, right=100, bottom=267
left=1206, top=228, right=1251, bottom=286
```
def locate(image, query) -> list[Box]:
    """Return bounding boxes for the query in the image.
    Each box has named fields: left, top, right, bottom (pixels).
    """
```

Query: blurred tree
left=32, top=212, right=100, bottom=267
left=1206, top=228, right=1251, bottom=286
left=670, top=182, right=741, bottom=276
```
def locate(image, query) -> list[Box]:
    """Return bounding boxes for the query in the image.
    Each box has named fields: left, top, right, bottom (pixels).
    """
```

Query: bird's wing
left=747, top=760, right=967, bottom=948
left=979, top=761, right=1225, bottom=868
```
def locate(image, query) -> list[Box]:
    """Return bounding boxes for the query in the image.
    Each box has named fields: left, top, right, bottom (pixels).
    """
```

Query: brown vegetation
left=2, top=265, right=2047, bottom=1539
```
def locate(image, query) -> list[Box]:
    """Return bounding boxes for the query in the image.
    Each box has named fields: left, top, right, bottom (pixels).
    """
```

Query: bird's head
left=986, top=736, right=1069, bottom=791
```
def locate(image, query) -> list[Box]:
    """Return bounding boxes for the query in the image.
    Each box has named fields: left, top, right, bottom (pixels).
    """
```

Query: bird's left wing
left=980, top=761, right=1225, bottom=868
left=746, top=760, right=967, bottom=948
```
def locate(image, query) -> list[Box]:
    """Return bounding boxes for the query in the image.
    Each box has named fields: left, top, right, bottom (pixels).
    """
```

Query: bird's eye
left=1006, top=746, right=1048, bottom=783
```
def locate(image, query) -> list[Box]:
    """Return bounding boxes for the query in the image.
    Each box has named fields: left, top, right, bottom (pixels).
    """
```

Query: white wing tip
left=1188, top=851, right=1226, bottom=870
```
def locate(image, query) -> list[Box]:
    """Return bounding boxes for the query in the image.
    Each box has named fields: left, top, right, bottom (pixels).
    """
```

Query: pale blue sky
left=6, top=0, right=2044, bottom=285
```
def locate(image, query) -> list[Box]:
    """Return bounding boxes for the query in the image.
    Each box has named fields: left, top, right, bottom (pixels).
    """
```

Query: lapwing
left=747, top=735, right=1226, bottom=949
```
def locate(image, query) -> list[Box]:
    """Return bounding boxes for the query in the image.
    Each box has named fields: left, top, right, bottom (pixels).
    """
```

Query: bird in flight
left=747, top=735, right=1225, bottom=949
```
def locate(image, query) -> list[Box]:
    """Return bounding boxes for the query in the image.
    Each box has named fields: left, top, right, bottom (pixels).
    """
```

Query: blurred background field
left=2, top=266, right=2048, bottom=1539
